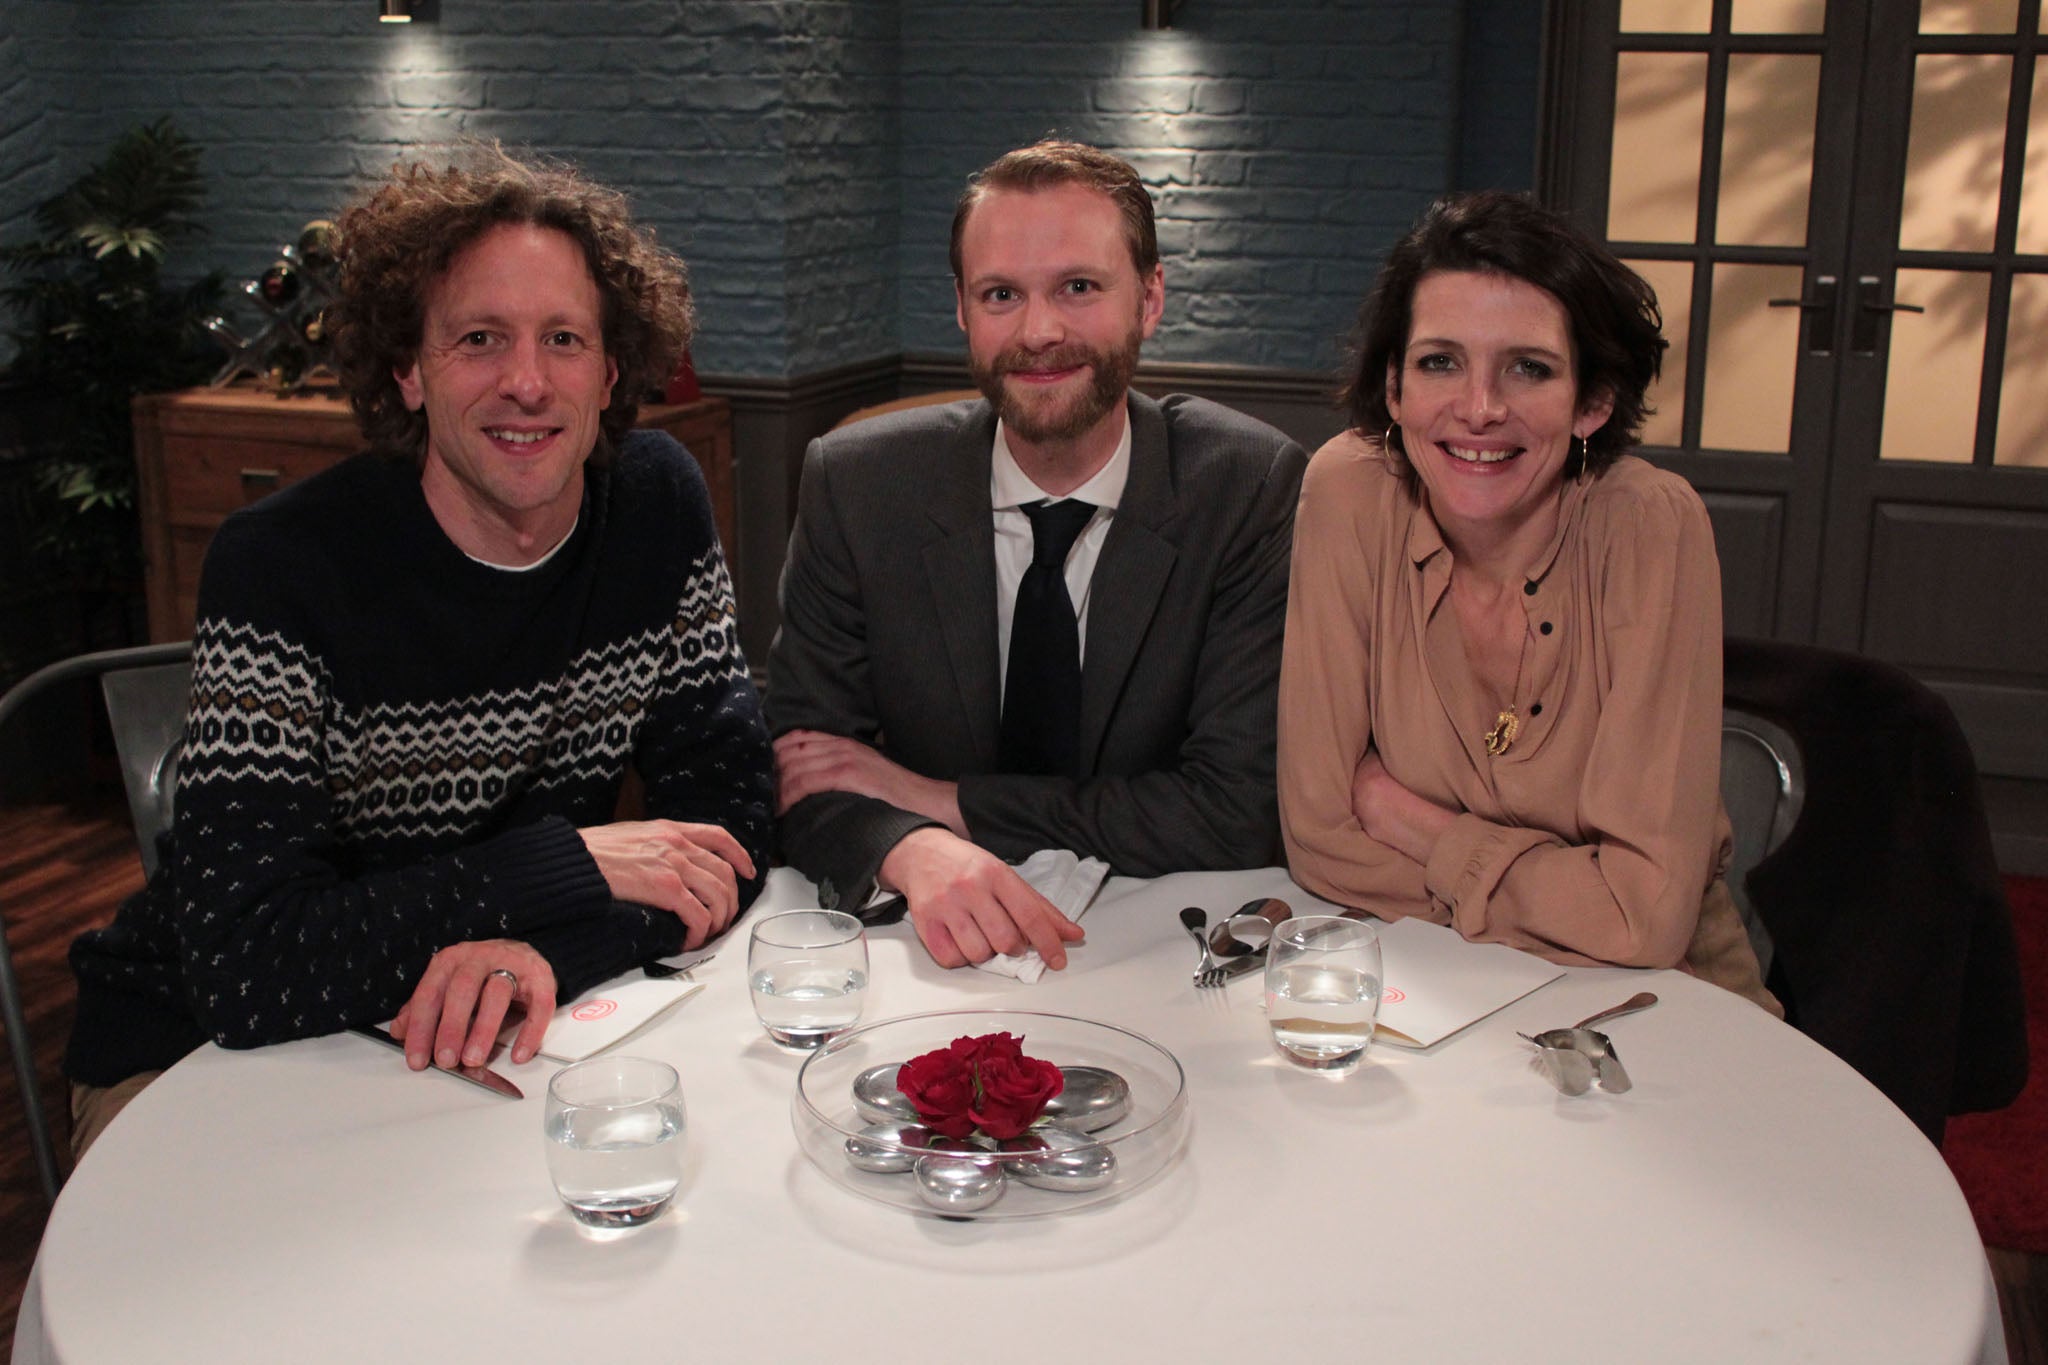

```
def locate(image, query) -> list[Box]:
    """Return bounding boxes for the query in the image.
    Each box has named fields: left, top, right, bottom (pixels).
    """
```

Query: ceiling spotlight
left=1141, top=0, right=1187, bottom=28
left=379, top=0, right=412, bottom=21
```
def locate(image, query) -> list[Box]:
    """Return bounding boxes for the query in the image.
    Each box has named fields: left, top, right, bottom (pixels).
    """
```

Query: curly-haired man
left=66, top=144, right=771, bottom=1153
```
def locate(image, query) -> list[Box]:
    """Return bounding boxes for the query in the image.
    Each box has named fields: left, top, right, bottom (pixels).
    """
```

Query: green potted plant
left=1, top=118, right=223, bottom=610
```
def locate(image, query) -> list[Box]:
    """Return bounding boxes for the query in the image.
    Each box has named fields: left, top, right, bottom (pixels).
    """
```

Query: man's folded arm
left=519, top=900, right=687, bottom=1003
left=177, top=808, right=620, bottom=1049
left=768, top=436, right=944, bottom=911
left=779, top=791, right=941, bottom=915
left=634, top=523, right=777, bottom=916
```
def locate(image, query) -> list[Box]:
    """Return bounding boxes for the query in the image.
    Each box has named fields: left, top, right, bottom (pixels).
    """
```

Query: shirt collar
left=1406, top=467, right=1595, bottom=585
left=460, top=513, right=580, bottom=573
left=1407, top=465, right=1596, bottom=623
left=990, top=407, right=1132, bottom=512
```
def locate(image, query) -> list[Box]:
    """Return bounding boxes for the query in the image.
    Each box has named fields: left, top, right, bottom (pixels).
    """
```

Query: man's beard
left=970, top=330, right=1142, bottom=446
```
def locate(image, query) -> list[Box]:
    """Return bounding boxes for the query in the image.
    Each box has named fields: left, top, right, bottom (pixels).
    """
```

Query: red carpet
left=1942, top=875, right=2048, bottom=1253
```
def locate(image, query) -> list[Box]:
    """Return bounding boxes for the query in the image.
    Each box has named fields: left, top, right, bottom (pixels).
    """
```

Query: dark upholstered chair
left=1722, top=637, right=2028, bottom=1145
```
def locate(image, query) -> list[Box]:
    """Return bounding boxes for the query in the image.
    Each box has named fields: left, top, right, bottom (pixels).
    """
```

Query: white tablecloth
left=18, top=867, right=2005, bottom=1364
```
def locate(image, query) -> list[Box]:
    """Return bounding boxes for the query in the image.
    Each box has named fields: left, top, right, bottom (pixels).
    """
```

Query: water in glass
left=545, top=1102, right=684, bottom=1227
left=1266, top=962, right=1382, bottom=1067
left=1264, top=914, right=1383, bottom=1073
left=748, top=909, right=868, bottom=1050
left=543, top=1055, right=684, bottom=1229
left=749, top=962, right=868, bottom=1048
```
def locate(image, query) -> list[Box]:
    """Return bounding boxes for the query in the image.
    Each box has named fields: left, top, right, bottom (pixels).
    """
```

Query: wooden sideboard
left=131, top=384, right=734, bottom=643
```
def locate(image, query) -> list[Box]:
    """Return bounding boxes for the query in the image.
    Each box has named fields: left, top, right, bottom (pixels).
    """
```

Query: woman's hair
left=328, top=141, right=692, bottom=460
left=1341, top=190, right=1666, bottom=479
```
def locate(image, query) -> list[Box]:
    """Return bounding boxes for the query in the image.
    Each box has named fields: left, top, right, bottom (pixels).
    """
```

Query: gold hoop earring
left=1383, top=424, right=1402, bottom=455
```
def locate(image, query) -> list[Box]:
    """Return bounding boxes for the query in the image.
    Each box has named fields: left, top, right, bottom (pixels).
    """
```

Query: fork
left=1179, top=907, right=1228, bottom=988
left=643, top=949, right=717, bottom=980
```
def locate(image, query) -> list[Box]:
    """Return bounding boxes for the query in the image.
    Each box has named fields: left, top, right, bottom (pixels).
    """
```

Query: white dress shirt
left=857, top=415, right=1132, bottom=909
left=990, top=408, right=1132, bottom=699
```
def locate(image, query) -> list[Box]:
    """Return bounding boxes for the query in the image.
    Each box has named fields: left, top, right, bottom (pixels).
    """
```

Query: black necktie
left=1000, top=499, right=1096, bottom=777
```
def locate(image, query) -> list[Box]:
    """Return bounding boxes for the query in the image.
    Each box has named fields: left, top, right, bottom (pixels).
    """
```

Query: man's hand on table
left=578, top=819, right=757, bottom=949
left=392, top=938, right=556, bottom=1069
left=774, top=729, right=967, bottom=836
left=879, top=827, right=1085, bottom=970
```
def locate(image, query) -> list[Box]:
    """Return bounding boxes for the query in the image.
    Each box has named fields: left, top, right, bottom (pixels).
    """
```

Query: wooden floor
left=0, top=799, right=2043, bottom=1361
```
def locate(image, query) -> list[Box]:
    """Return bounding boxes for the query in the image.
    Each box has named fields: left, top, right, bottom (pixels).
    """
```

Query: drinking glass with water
left=748, top=909, right=868, bottom=1049
left=544, top=1055, right=685, bottom=1229
left=1264, top=915, right=1383, bottom=1073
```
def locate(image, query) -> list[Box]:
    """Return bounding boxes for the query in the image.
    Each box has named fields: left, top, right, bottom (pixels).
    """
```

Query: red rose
left=969, top=1052, right=1065, bottom=1139
left=896, top=1031, right=1066, bottom=1140
left=896, top=1048, right=978, bottom=1138
left=969, top=1032, right=1025, bottom=1063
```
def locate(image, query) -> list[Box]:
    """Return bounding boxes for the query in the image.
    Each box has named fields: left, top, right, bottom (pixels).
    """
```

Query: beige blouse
left=1279, top=431, right=1771, bottom=1004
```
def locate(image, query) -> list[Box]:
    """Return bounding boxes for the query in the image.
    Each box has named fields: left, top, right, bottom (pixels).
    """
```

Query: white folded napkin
left=977, top=849, right=1111, bottom=984
left=504, top=975, right=705, bottom=1063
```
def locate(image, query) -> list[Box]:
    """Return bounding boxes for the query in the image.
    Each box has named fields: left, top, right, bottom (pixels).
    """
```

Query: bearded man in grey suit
left=768, top=139, right=1307, bottom=971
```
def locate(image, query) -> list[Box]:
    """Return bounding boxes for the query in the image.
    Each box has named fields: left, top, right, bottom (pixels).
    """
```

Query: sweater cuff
left=469, top=816, right=614, bottom=936
left=525, top=903, right=685, bottom=1003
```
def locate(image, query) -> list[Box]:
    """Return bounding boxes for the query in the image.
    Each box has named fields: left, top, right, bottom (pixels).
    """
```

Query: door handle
left=1768, top=275, right=1838, bottom=355
left=1851, top=275, right=1925, bottom=355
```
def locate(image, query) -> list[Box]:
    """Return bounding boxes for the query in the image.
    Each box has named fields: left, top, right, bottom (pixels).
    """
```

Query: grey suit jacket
left=766, top=391, right=1308, bottom=912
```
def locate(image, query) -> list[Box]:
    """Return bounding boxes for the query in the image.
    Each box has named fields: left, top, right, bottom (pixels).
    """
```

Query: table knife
left=1219, top=952, right=1265, bottom=984
left=348, top=1025, right=524, bottom=1100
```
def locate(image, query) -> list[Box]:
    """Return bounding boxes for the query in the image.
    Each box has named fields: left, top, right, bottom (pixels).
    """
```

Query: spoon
left=1207, top=897, right=1292, bottom=958
left=1180, top=907, right=1225, bottom=986
left=1519, top=1027, right=1632, bottom=1095
left=1521, top=992, right=1659, bottom=1049
left=1574, top=991, right=1657, bottom=1030
left=1518, top=993, right=1656, bottom=1096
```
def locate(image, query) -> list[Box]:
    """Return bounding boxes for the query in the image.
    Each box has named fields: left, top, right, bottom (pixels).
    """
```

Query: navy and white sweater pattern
left=67, top=430, right=774, bottom=1086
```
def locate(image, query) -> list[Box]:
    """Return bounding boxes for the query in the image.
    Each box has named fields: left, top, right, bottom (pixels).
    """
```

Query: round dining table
left=17, top=867, right=2005, bottom=1364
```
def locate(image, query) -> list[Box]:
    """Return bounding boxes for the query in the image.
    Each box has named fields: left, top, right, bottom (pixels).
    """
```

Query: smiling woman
left=1276, top=192, right=1778, bottom=1012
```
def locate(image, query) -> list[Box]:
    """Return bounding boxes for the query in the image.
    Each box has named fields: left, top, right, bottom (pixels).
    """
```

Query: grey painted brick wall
left=781, top=0, right=900, bottom=375
left=898, top=0, right=1464, bottom=374
left=0, top=0, right=890, bottom=377
left=0, top=24, right=53, bottom=260
left=2, top=0, right=1514, bottom=380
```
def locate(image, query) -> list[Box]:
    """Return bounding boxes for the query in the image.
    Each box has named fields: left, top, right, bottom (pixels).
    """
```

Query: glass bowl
left=792, top=1009, right=1189, bottom=1220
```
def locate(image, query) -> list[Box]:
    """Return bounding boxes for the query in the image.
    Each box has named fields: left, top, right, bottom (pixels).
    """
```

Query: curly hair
left=327, top=141, right=692, bottom=461
left=1341, top=191, right=1666, bottom=481
left=949, top=139, right=1159, bottom=282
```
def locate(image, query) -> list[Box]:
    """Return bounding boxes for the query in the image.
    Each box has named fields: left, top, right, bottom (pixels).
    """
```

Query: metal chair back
left=0, top=642, right=192, bottom=1203
left=99, top=661, right=194, bottom=877
left=1720, top=708, right=1805, bottom=981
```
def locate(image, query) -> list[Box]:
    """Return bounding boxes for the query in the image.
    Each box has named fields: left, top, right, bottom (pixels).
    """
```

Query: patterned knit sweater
left=67, top=431, right=774, bottom=1086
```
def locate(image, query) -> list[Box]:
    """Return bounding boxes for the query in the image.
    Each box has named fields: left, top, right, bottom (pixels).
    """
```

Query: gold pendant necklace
left=1483, top=619, right=1531, bottom=757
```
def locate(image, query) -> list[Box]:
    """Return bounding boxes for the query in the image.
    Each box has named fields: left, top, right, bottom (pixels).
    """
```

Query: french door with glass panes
left=1544, top=0, right=2048, bottom=780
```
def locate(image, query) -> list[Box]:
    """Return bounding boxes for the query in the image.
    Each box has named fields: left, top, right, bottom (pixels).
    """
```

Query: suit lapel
left=921, top=406, right=1002, bottom=767
left=1080, top=394, right=1177, bottom=770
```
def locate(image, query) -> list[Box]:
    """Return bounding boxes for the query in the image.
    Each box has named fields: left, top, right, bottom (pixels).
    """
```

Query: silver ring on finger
left=486, top=967, right=519, bottom=992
